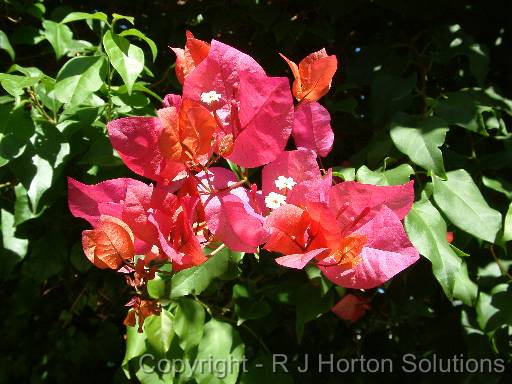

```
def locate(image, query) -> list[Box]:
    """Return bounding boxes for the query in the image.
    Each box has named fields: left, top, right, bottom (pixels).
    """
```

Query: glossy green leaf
left=332, top=166, right=355, bottom=181
left=103, top=30, right=144, bottom=93
left=194, top=319, right=245, bottom=384
left=60, top=11, right=108, bottom=24
left=0, top=73, right=41, bottom=97
left=14, top=183, right=40, bottom=225
left=503, top=203, right=512, bottom=243
left=452, top=262, right=478, bottom=306
left=27, top=154, right=53, bottom=214
left=482, top=176, right=512, bottom=200
left=122, top=324, right=147, bottom=378
left=170, top=250, right=231, bottom=298
left=1, top=209, right=28, bottom=264
left=35, top=77, right=62, bottom=115
left=112, top=13, right=135, bottom=25
left=404, top=199, right=462, bottom=299
left=0, top=30, right=15, bottom=60
left=476, top=284, right=512, bottom=333
left=433, top=169, right=502, bottom=243
left=390, top=113, right=448, bottom=178
left=435, top=91, right=494, bottom=136
left=356, top=164, right=414, bottom=186
left=120, top=29, right=158, bottom=62
left=147, top=275, right=167, bottom=300
left=54, top=55, right=107, bottom=107
left=40, top=20, right=75, bottom=59
left=144, top=310, right=174, bottom=356
left=0, top=104, right=35, bottom=164
left=173, top=298, right=205, bottom=352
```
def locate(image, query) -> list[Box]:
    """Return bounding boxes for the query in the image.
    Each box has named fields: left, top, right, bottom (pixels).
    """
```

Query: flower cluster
left=68, top=31, right=419, bottom=329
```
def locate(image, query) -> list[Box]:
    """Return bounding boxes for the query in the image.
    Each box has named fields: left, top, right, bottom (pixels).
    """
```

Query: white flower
left=274, top=175, right=297, bottom=191
left=200, top=90, right=222, bottom=104
left=265, top=192, right=287, bottom=209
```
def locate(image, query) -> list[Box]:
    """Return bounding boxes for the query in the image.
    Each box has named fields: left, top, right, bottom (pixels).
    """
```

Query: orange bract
left=158, top=99, right=216, bottom=164
left=82, top=215, right=135, bottom=269
left=171, top=31, right=210, bottom=84
left=280, top=48, right=337, bottom=102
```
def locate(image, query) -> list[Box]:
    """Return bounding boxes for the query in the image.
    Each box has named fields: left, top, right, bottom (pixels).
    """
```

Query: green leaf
left=144, top=310, right=174, bottom=356
left=14, top=183, right=41, bottom=225
left=122, top=323, right=147, bottom=378
left=332, top=166, right=355, bottom=181
left=173, top=298, right=205, bottom=353
left=112, top=13, right=135, bottom=25
left=404, top=199, right=462, bottom=299
left=0, top=30, right=15, bottom=60
left=503, top=203, right=512, bottom=243
left=1, top=209, right=28, bottom=272
left=170, top=250, right=231, bottom=298
left=0, top=73, right=41, bottom=97
left=120, top=29, right=158, bottom=62
left=103, top=30, right=144, bottom=94
left=356, top=164, right=414, bottom=186
left=27, top=152, right=61, bottom=213
left=194, top=319, right=245, bottom=384
left=295, top=284, right=333, bottom=343
left=482, top=176, right=512, bottom=200
left=233, top=284, right=271, bottom=325
left=476, top=284, right=512, bottom=333
left=0, top=104, right=35, bottom=164
left=147, top=275, right=168, bottom=300
left=54, top=55, right=107, bottom=107
left=432, top=169, right=502, bottom=243
left=60, top=12, right=109, bottom=24
left=35, top=77, right=62, bottom=115
left=452, top=262, right=478, bottom=306
left=390, top=113, right=448, bottom=178
left=434, top=91, right=494, bottom=136
left=40, top=20, right=75, bottom=59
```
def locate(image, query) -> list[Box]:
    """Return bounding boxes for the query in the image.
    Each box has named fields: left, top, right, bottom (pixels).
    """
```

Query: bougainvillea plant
left=68, top=31, right=420, bottom=333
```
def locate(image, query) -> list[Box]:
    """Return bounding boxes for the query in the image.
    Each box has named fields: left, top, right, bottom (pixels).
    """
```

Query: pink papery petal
left=68, top=177, right=147, bottom=227
left=107, top=116, right=186, bottom=183
left=275, top=248, right=327, bottom=269
left=122, top=183, right=157, bottom=246
left=331, top=294, right=370, bottom=322
left=288, top=169, right=332, bottom=206
left=261, top=149, right=321, bottom=199
left=226, top=71, right=293, bottom=167
left=329, top=180, right=414, bottom=232
left=182, top=40, right=265, bottom=106
left=162, top=93, right=182, bottom=108
left=319, top=206, right=419, bottom=289
left=200, top=167, right=267, bottom=252
left=293, top=101, right=334, bottom=157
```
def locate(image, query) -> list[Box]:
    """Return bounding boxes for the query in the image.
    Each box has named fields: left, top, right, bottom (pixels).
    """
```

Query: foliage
left=1, top=0, right=511, bottom=383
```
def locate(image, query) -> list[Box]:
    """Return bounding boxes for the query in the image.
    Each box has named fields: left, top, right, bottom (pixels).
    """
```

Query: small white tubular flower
left=265, top=192, right=287, bottom=209
left=200, top=90, right=222, bottom=104
left=274, top=175, right=297, bottom=191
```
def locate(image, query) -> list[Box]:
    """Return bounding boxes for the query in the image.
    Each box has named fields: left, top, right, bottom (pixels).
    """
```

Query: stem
left=193, top=294, right=213, bottom=317
left=490, top=245, right=512, bottom=281
left=208, top=243, right=226, bottom=257
left=28, top=88, right=56, bottom=124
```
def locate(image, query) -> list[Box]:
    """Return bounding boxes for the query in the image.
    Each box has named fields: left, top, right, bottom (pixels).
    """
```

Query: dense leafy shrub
left=0, top=1, right=511, bottom=383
